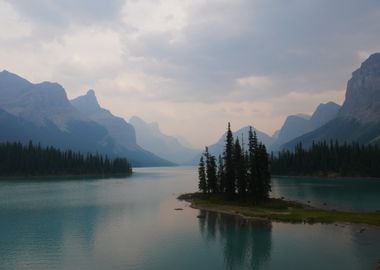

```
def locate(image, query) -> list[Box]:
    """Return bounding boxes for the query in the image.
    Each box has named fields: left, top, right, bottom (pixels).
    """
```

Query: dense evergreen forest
left=0, top=141, right=132, bottom=177
left=198, top=123, right=271, bottom=204
left=271, top=141, right=380, bottom=178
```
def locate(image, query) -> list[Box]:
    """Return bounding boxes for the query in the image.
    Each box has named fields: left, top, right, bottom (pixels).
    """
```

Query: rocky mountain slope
left=272, top=102, right=340, bottom=150
left=283, top=53, right=380, bottom=149
left=0, top=71, right=172, bottom=167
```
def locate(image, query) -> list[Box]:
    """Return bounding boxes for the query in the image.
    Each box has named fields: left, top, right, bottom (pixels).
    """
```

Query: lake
left=0, top=166, right=379, bottom=270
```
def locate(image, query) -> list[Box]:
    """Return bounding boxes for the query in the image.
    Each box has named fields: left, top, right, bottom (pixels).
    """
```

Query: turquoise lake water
left=0, top=167, right=379, bottom=270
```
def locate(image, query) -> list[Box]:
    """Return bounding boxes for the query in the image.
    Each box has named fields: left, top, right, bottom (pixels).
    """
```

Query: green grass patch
left=178, top=193, right=380, bottom=226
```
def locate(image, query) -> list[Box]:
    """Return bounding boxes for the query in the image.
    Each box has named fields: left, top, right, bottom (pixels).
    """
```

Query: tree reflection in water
left=198, top=210, right=272, bottom=270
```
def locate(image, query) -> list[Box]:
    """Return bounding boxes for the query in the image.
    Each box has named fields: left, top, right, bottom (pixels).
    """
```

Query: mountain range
left=283, top=53, right=380, bottom=149
left=70, top=90, right=174, bottom=166
left=1, top=53, right=379, bottom=166
left=0, top=71, right=172, bottom=167
left=271, top=102, right=341, bottom=151
left=192, top=53, right=380, bottom=160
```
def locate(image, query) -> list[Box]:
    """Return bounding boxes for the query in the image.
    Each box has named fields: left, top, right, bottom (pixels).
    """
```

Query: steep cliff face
left=340, top=53, right=380, bottom=123
left=70, top=90, right=174, bottom=166
left=283, top=53, right=380, bottom=149
left=0, top=70, right=86, bottom=129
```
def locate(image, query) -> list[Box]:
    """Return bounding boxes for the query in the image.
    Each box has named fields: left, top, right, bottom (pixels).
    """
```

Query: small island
left=179, top=123, right=380, bottom=227
left=178, top=193, right=380, bottom=226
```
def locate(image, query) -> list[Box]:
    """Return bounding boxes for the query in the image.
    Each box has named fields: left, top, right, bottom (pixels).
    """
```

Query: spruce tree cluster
left=0, top=141, right=132, bottom=177
left=198, top=123, right=271, bottom=203
left=271, top=141, right=380, bottom=177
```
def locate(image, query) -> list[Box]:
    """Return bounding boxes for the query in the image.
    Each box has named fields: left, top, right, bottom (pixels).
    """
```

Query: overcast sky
left=1, top=0, right=380, bottom=148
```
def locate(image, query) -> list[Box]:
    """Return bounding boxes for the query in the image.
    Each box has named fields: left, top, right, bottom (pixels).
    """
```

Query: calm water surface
left=0, top=167, right=379, bottom=270
left=272, top=176, right=380, bottom=211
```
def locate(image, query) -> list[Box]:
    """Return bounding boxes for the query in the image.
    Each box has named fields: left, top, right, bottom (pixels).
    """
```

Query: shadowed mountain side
left=339, top=53, right=380, bottom=123
left=71, top=90, right=137, bottom=149
left=272, top=102, right=340, bottom=151
left=0, top=71, right=173, bottom=167
left=0, top=71, right=89, bottom=130
left=282, top=53, right=380, bottom=150
left=71, top=91, right=174, bottom=167
left=0, top=108, right=113, bottom=155
left=282, top=118, right=380, bottom=150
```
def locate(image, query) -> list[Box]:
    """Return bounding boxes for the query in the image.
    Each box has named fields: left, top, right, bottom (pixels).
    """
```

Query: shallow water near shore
left=0, top=166, right=379, bottom=270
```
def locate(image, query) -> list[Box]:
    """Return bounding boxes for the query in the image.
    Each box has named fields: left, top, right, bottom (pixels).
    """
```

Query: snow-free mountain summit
left=0, top=71, right=172, bottom=167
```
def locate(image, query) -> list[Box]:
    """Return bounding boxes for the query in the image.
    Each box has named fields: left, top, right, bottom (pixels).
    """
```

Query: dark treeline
left=0, top=141, right=132, bottom=177
left=271, top=141, right=380, bottom=178
left=198, top=123, right=271, bottom=204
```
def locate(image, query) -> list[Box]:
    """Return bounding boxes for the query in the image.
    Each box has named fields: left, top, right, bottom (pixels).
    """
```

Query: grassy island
left=178, top=193, right=380, bottom=226
left=191, top=123, right=380, bottom=227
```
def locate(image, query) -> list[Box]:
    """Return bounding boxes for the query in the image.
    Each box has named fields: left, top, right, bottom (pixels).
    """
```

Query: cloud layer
left=1, top=0, right=380, bottom=147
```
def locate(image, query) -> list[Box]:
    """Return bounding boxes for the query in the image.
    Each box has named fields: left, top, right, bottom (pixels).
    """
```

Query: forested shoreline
left=271, top=141, right=380, bottom=178
left=0, top=141, right=132, bottom=177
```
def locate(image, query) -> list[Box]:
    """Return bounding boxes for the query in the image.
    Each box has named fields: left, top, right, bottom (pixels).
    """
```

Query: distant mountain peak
left=362, top=52, right=380, bottom=66
left=0, top=70, right=14, bottom=76
left=295, top=114, right=311, bottom=120
left=0, top=70, right=31, bottom=90
left=71, top=89, right=101, bottom=113
left=272, top=101, right=341, bottom=150
left=86, top=89, right=96, bottom=96
left=130, top=115, right=144, bottom=123
left=130, top=115, right=199, bottom=164
left=311, top=102, right=340, bottom=122
left=130, top=116, right=162, bottom=135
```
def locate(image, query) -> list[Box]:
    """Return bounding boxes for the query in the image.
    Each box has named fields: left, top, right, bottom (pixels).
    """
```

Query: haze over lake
left=0, top=167, right=379, bottom=270
left=1, top=1, right=380, bottom=269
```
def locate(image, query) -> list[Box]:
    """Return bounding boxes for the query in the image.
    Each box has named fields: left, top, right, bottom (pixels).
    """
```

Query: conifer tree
left=198, top=155, right=207, bottom=193
left=247, top=127, right=256, bottom=197
left=204, top=147, right=210, bottom=193
left=257, top=143, right=271, bottom=200
left=217, top=154, right=225, bottom=193
left=208, top=155, right=218, bottom=193
left=0, top=141, right=131, bottom=177
left=204, top=147, right=218, bottom=193
left=234, top=138, right=246, bottom=197
left=224, top=122, right=236, bottom=197
left=197, top=123, right=274, bottom=202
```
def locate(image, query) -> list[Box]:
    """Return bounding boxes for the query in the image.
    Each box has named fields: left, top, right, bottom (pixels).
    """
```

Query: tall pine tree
left=217, top=154, right=225, bottom=193
left=205, top=147, right=218, bottom=193
left=234, top=138, right=246, bottom=198
left=224, top=122, right=236, bottom=197
left=198, top=155, right=207, bottom=193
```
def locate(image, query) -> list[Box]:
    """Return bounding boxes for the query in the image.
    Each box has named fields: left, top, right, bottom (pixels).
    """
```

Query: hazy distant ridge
left=0, top=70, right=173, bottom=167
left=130, top=116, right=200, bottom=164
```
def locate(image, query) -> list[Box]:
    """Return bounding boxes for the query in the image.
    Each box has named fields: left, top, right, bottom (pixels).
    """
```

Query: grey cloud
left=123, top=0, right=380, bottom=102
left=2, top=0, right=380, bottom=111
left=5, top=0, right=126, bottom=26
